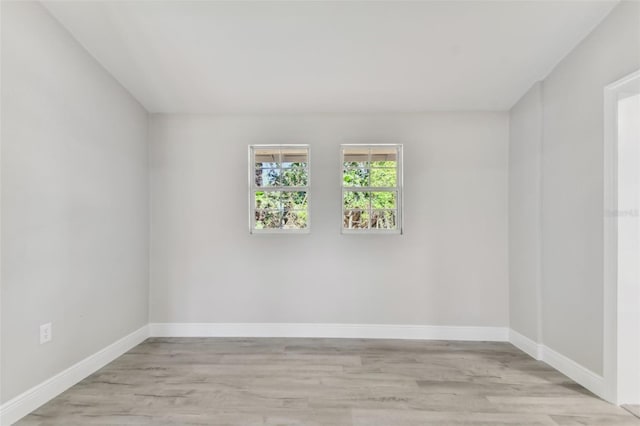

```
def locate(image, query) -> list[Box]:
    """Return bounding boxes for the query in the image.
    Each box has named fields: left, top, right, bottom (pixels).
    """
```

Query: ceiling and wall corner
left=41, top=0, right=618, bottom=114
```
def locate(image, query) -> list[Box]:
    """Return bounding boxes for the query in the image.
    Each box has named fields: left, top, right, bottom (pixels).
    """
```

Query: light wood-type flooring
left=624, top=405, right=640, bottom=419
left=17, top=338, right=640, bottom=425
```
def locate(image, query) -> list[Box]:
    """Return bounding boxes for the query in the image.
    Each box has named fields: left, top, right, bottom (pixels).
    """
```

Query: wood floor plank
left=551, top=414, right=640, bottom=426
left=351, top=408, right=558, bottom=426
left=16, top=337, right=640, bottom=425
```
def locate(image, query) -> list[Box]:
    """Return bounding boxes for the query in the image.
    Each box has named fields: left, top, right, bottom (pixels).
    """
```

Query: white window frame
left=249, top=144, right=311, bottom=234
left=340, top=144, right=403, bottom=234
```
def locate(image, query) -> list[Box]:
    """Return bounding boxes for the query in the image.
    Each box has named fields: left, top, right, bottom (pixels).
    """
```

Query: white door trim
left=603, top=69, right=640, bottom=405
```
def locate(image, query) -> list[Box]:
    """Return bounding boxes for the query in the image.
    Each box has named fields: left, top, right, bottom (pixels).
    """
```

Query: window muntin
left=341, top=145, right=402, bottom=233
left=250, top=145, right=310, bottom=233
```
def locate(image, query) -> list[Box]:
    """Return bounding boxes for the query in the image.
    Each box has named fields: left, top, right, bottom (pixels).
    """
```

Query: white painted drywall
left=541, top=0, right=640, bottom=375
left=1, top=2, right=149, bottom=403
left=149, top=113, right=509, bottom=326
left=508, top=82, right=543, bottom=342
left=617, top=92, right=640, bottom=404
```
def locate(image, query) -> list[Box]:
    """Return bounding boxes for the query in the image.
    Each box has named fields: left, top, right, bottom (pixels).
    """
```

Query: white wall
left=149, top=113, right=508, bottom=326
left=508, top=82, right=542, bottom=342
left=541, top=0, right=640, bottom=375
left=1, top=2, right=149, bottom=403
left=508, top=0, right=640, bottom=379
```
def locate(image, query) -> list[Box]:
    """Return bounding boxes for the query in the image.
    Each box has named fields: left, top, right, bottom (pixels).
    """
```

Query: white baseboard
left=0, top=325, right=149, bottom=426
left=508, top=329, right=606, bottom=401
left=148, top=322, right=509, bottom=341
left=541, top=344, right=605, bottom=400
left=509, top=329, right=543, bottom=360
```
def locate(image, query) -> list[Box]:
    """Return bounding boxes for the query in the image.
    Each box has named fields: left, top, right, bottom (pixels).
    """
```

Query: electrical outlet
left=40, top=323, right=52, bottom=344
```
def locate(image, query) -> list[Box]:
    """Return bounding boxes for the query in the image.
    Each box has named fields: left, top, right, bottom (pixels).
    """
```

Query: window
left=249, top=145, right=310, bottom=233
left=341, top=144, right=403, bottom=233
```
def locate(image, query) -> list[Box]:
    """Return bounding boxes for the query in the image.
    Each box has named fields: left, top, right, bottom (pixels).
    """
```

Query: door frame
left=603, top=69, right=640, bottom=405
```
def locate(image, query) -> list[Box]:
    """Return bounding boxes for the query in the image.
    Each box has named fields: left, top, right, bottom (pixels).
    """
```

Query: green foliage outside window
left=254, top=162, right=308, bottom=230
left=342, top=160, right=398, bottom=230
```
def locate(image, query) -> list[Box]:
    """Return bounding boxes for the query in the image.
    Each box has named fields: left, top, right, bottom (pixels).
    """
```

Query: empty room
left=1, top=0, right=640, bottom=424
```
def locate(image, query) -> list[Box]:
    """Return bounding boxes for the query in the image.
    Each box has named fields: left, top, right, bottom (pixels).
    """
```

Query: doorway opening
left=604, top=70, right=640, bottom=409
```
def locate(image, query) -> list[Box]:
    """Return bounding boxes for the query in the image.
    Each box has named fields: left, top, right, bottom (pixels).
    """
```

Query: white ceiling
left=43, top=1, right=618, bottom=114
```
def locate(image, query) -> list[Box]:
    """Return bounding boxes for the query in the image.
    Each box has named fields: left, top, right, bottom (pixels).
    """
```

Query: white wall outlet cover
left=40, top=323, right=52, bottom=344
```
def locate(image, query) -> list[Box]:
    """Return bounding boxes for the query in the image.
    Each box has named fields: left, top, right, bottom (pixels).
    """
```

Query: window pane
left=371, top=210, right=397, bottom=229
left=343, top=210, right=369, bottom=229
left=255, top=168, right=282, bottom=187
left=255, top=210, right=282, bottom=229
left=370, top=147, right=397, bottom=167
left=343, top=147, right=369, bottom=168
left=343, top=191, right=369, bottom=210
left=281, top=191, right=308, bottom=209
left=251, top=145, right=310, bottom=233
left=339, top=144, right=402, bottom=234
left=370, top=160, right=397, bottom=168
left=370, top=168, right=397, bottom=187
left=282, top=161, right=308, bottom=170
left=282, top=210, right=308, bottom=229
left=281, top=167, right=308, bottom=186
left=255, top=161, right=279, bottom=169
left=343, top=168, right=369, bottom=187
left=281, top=148, right=308, bottom=167
left=255, top=191, right=281, bottom=209
left=255, top=149, right=280, bottom=166
left=371, top=191, right=396, bottom=209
